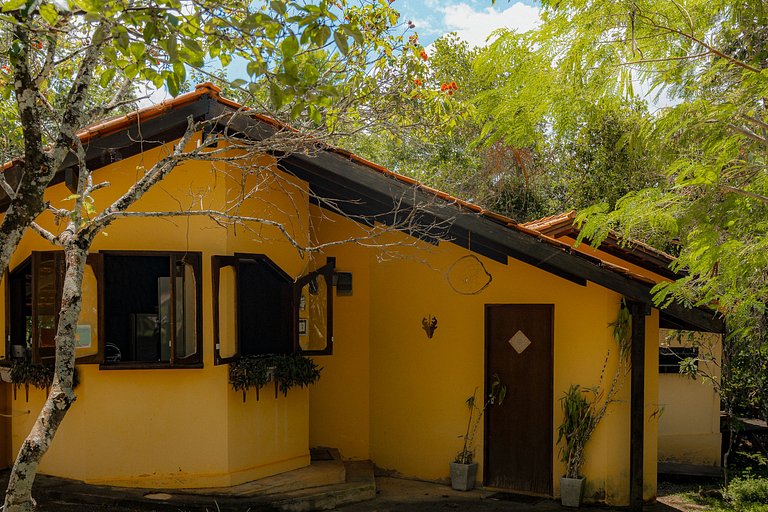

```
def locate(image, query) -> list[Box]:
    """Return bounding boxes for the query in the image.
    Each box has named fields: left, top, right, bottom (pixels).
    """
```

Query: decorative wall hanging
left=422, top=315, right=438, bottom=338
left=508, top=330, right=532, bottom=354
left=446, top=255, right=492, bottom=295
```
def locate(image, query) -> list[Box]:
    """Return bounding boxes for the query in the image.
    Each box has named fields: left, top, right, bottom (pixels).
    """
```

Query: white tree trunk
left=3, top=242, right=87, bottom=512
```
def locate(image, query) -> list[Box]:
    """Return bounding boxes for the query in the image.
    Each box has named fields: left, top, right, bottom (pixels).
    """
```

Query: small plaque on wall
left=508, top=330, right=531, bottom=354
left=76, top=325, right=92, bottom=348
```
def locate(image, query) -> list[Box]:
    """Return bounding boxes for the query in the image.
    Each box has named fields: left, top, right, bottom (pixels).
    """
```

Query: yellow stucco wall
left=306, top=206, right=371, bottom=459
left=3, top=136, right=311, bottom=487
left=308, top=208, right=659, bottom=505
left=658, top=330, right=722, bottom=466
left=558, top=236, right=722, bottom=468
left=0, top=378, right=8, bottom=469
left=1, top=135, right=666, bottom=502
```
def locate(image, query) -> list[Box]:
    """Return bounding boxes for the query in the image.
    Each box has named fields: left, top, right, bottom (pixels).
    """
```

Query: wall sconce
left=334, top=271, right=353, bottom=296
left=422, top=315, right=438, bottom=339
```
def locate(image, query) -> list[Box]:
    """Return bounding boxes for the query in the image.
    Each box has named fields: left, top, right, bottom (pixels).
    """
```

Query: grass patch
left=673, top=478, right=768, bottom=512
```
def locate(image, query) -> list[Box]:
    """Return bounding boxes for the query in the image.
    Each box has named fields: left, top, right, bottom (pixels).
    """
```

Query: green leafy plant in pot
left=557, top=355, right=622, bottom=507
left=557, top=384, right=597, bottom=507
left=451, top=374, right=506, bottom=491
left=557, top=302, right=631, bottom=507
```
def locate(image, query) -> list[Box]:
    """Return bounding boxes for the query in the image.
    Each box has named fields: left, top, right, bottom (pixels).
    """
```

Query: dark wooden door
left=484, top=304, right=553, bottom=495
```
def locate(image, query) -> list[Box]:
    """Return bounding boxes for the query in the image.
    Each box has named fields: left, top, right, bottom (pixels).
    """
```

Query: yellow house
left=524, top=212, right=723, bottom=470
left=0, top=84, right=723, bottom=508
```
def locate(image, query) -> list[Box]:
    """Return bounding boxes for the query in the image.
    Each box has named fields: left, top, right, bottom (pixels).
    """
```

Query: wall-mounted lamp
left=334, top=272, right=353, bottom=296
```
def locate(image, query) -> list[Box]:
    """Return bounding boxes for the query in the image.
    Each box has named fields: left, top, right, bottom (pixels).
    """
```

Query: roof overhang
left=2, top=85, right=725, bottom=334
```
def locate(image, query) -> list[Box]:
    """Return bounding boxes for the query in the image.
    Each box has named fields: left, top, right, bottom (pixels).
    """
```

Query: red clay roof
left=523, top=210, right=677, bottom=278
left=522, top=210, right=577, bottom=233
left=3, top=82, right=661, bottom=288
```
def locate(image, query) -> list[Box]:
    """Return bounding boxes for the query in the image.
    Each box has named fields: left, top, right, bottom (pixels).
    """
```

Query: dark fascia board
left=550, top=223, right=682, bottom=281
left=3, top=96, right=722, bottom=333
left=205, top=100, right=724, bottom=333
left=279, top=151, right=724, bottom=333
left=0, top=95, right=214, bottom=212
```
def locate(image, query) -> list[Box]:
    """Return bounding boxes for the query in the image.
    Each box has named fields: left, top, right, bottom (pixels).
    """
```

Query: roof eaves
left=2, top=84, right=715, bottom=328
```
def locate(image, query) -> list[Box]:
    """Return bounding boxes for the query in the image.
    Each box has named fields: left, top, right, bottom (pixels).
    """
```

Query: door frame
left=482, top=303, right=554, bottom=495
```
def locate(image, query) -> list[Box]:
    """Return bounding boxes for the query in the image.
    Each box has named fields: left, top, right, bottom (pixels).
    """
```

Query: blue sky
left=142, top=1, right=543, bottom=104
left=392, top=0, right=541, bottom=47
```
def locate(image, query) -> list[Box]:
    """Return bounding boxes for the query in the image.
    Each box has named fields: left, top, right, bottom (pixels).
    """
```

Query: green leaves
left=280, top=34, right=299, bottom=59
left=1, top=0, right=28, bottom=12
left=333, top=30, right=349, bottom=55
left=228, top=354, right=322, bottom=401
left=38, top=3, right=58, bottom=25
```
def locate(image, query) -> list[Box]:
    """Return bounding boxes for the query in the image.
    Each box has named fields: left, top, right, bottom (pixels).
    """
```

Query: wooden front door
left=484, top=304, right=553, bottom=495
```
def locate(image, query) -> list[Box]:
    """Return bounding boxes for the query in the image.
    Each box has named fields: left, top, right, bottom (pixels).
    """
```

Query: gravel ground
left=0, top=469, right=715, bottom=512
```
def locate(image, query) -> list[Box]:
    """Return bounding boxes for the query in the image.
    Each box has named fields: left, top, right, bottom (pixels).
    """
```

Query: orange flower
left=419, top=50, right=428, bottom=61
left=414, top=79, right=423, bottom=86
left=440, top=83, right=448, bottom=91
left=450, top=81, right=458, bottom=90
left=0, top=65, right=10, bottom=74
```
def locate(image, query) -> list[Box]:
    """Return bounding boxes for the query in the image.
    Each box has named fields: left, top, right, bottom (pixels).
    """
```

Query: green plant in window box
left=7, top=359, right=79, bottom=402
left=228, top=354, right=322, bottom=402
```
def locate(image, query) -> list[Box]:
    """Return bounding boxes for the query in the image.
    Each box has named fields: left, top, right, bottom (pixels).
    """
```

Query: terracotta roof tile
left=521, top=210, right=576, bottom=231
left=2, top=83, right=664, bottom=290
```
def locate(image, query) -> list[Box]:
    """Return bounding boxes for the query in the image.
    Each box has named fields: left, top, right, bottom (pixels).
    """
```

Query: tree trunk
left=3, top=242, right=87, bottom=512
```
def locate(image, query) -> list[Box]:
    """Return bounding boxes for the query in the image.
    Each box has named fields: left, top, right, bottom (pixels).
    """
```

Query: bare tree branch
left=30, top=222, right=59, bottom=244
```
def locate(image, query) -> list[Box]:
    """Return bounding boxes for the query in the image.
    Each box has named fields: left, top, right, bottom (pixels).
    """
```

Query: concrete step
left=178, top=457, right=346, bottom=497
left=272, top=461, right=376, bottom=512
left=26, top=453, right=374, bottom=512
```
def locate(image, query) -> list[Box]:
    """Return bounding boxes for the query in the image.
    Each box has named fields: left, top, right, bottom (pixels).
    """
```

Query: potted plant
left=558, top=306, right=630, bottom=507
left=557, top=384, right=596, bottom=507
left=451, top=375, right=506, bottom=491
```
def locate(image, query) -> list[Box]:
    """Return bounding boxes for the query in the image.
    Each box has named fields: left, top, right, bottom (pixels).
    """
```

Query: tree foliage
left=0, top=1, right=455, bottom=510
left=478, top=0, right=768, bottom=426
left=348, top=30, right=663, bottom=223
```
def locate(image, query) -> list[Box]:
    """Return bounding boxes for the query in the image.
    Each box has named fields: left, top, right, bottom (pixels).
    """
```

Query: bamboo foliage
left=455, top=374, right=506, bottom=465
left=557, top=384, right=596, bottom=479
left=557, top=303, right=629, bottom=478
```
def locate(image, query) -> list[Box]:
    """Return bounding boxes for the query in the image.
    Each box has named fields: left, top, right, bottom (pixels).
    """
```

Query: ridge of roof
left=524, top=210, right=677, bottom=268
left=521, top=210, right=576, bottom=231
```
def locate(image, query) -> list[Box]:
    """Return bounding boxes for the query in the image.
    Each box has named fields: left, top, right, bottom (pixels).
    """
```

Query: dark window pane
left=9, top=260, right=32, bottom=358
left=35, top=254, right=58, bottom=349
left=104, top=255, right=169, bottom=363
left=238, top=258, right=292, bottom=355
left=659, top=346, right=698, bottom=374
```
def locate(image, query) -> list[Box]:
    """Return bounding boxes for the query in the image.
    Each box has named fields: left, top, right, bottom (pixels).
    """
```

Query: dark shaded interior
left=8, top=259, right=31, bottom=358
left=238, top=258, right=293, bottom=355
left=104, top=254, right=170, bottom=363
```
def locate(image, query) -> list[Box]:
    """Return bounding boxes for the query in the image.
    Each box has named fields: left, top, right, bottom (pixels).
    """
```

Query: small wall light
left=334, top=272, right=353, bottom=296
